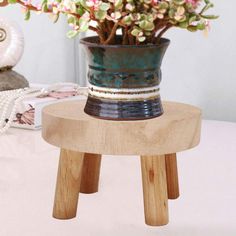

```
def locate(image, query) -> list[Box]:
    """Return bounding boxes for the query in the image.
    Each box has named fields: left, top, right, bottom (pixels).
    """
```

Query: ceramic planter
left=80, top=36, right=170, bottom=120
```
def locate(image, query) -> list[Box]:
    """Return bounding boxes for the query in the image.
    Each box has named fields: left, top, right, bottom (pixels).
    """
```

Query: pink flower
left=185, top=0, right=200, bottom=8
left=86, top=0, right=100, bottom=10
left=36, top=3, right=41, bottom=10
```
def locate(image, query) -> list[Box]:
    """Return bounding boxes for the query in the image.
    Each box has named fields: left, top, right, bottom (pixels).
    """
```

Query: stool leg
left=53, top=149, right=84, bottom=219
left=165, top=153, right=180, bottom=199
left=140, top=155, right=169, bottom=226
left=80, top=153, right=102, bottom=194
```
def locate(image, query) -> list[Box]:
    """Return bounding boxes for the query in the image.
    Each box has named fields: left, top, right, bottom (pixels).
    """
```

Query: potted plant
left=0, top=0, right=217, bottom=120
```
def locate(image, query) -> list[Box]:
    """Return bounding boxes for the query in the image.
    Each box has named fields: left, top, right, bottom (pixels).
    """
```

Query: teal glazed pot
left=80, top=36, right=170, bottom=120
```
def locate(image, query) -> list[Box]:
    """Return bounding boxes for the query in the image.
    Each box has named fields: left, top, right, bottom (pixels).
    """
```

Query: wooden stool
left=42, top=100, right=201, bottom=226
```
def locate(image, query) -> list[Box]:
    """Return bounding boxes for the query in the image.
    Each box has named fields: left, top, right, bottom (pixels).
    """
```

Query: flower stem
left=0, top=0, right=8, bottom=6
left=104, top=22, right=119, bottom=45
left=156, top=24, right=172, bottom=43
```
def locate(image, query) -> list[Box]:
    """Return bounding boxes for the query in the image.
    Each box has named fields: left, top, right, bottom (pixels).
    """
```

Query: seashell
left=0, top=17, right=24, bottom=69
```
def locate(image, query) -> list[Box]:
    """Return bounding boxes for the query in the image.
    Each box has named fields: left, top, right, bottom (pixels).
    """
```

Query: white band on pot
left=88, top=84, right=160, bottom=101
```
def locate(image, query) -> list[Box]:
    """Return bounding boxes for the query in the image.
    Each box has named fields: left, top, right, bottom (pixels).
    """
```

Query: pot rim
left=80, top=36, right=170, bottom=49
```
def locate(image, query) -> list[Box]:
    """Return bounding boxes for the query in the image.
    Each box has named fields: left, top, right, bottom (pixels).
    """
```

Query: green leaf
left=189, top=15, right=197, bottom=24
left=67, top=30, right=79, bottom=38
left=168, top=9, right=175, bottom=19
left=144, top=31, right=151, bottom=36
left=176, top=6, right=185, bottom=15
left=79, top=18, right=89, bottom=31
left=70, top=2, right=77, bottom=13
left=138, top=36, right=146, bottom=42
left=159, top=2, right=168, bottom=9
left=24, top=10, right=31, bottom=21
left=187, top=25, right=198, bottom=32
left=67, top=15, right=77, bottom=24
left=173, top=0, right=185, bottom=5
left=79, top=0, right=89, bottom=9
left=41, top=3, right=48, bottom=12
left=201, top=15, right=219, bottom=20
left=179, top=21, right=188, bottom=28
left=94, top=10, right=107, bottom=20
left=146, top=14, right=154, bottom=22
left=197, top=22, right=206, bottom=30
left=126, top=3, right=135, bottom=11
left=122, top=15, right=132, bottom=25
left=201, top=3, right=214, bottom=14
left=99, top=2, right=110, bottom=11
left=114, top=0, right=123, bottom=10
left=7, top=0, right=16, bottom=4
left=76, top=8, right=85, bottom=16
left=139, top=20, right=154, bottom=31
left=50, top=13, right=60, bottom=23
left=131, top=28, right=141, bottom=37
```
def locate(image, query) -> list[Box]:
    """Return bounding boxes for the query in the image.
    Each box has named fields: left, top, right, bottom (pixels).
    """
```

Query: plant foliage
left=0, top=0, right=218, bottom=44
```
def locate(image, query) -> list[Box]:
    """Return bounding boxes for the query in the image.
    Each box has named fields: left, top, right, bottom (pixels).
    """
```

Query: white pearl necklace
left=0, top=83, right=88, bottom=134
left=0, top=88, right=43, bottom=134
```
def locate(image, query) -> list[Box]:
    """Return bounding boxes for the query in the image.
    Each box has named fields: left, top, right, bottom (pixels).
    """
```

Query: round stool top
left=42, top=100, right=201, bottom=155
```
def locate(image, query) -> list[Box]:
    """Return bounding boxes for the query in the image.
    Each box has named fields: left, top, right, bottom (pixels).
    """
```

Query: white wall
left=1, top=0, right=235, bottom=122
left=161, top=0, right=236, bottom=122
left=0, top=6, right=76, bottom=84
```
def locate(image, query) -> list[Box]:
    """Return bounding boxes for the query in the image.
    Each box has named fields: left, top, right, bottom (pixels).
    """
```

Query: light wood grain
left=165, top=153, right=180, bottom=199
left=42, top=100, right=202, bottom=156
left=42, top=100, right=202, bottom=226
left=80, top=153, right=102, bottom=194
left=53, top=149, right=84, bottom=219
left=140, top=155, right=169, bottom=226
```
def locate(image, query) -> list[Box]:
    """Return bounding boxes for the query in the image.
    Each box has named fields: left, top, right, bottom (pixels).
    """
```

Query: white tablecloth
left=0, top=120, right=236, bottom=236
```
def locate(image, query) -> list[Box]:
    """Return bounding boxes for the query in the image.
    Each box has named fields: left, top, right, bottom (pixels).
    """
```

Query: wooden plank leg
left=53, top=149, right=84, bottom=219
left=80, top=153, right=102, bottom=194
left=165, top=153, right=180, bottom=199
left=140, top=155, right=169, bottom=226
